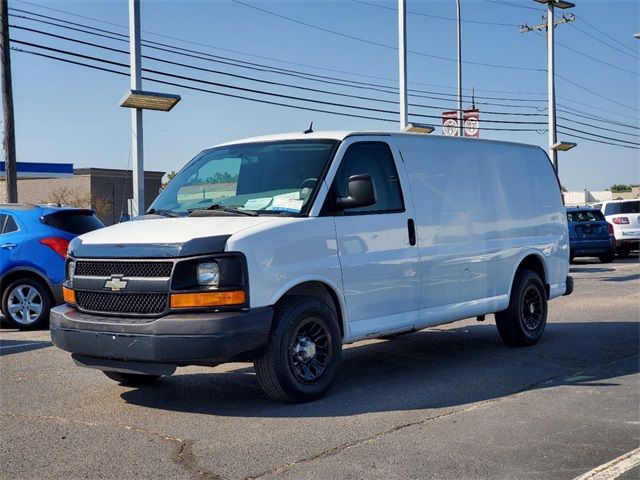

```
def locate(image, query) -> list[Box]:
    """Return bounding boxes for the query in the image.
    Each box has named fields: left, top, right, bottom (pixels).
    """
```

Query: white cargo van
left=50, top=131, right=573, bottom=402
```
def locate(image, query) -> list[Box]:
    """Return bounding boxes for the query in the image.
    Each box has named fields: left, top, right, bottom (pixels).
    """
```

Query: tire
left=569, top=253, right=576, bottom=263
left=1, top=278, right=52, bottom=330
left=599, top=251, right=615, bottom=263
left=495, top=269, right=548, bottom=347
left=254, top=296, right=342, bottom=403
left=103, top=371, right=161, bottom=386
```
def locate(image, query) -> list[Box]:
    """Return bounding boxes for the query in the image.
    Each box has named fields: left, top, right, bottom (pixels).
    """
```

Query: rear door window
left=43, top=212, right=104, bottom=235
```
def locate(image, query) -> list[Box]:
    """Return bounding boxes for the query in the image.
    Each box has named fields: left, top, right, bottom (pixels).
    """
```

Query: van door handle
left=407, top=218, right=416, bottom=246
left=1, top=243, right=17, bottom=249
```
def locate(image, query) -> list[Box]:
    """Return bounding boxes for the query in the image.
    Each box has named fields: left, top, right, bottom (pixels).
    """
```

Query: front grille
left=75, top=261, right=173, bottom=278
left=76, top=291, right=168, bottom=315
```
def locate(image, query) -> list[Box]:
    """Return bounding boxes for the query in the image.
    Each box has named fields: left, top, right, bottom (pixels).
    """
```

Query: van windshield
left=150, top=140, right=338, bottom=216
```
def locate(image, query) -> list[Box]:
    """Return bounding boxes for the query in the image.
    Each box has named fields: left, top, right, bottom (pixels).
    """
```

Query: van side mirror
left=335, top=174, right=376, bottom=210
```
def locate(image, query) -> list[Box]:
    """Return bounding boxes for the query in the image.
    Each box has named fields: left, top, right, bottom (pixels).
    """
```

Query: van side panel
left=398, top=136, right=568, bottom=327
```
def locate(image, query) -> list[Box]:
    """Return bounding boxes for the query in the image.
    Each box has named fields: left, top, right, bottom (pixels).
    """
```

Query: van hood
left=69, top=216, right=277, bottom=258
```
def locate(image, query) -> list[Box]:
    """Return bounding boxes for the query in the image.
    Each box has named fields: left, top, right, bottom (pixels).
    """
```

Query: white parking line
left=574, top=447, right=640, bottom=480
left=0, top=342, right=51, bottom=351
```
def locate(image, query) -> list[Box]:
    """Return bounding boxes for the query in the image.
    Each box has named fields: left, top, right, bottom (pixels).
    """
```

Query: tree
left=610, top=184, right=631, bottom=192
left=41, top=186, right=110, bottom=222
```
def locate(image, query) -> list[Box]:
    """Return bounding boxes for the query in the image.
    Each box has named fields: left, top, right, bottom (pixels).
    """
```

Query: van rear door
left=323, top=138, right=420, bottom=339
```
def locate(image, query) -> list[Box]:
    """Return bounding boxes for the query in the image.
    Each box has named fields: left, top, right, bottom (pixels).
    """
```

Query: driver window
left=332, top=142, right=404, bottom=214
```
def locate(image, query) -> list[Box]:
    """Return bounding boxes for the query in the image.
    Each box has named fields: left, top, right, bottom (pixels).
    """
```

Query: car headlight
left=67, top=260, right=76, bottom=287
left=197, top=262, right=220, bottom=286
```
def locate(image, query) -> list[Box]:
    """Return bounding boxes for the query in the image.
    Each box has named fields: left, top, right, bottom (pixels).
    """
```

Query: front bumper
left=50, top=304, right=273, bottom=371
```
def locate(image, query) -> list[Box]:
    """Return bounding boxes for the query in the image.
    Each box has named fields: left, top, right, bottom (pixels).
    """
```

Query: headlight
left=67, top=260, right=76, bottom=286
left=197, top=262, right=220, bottom=286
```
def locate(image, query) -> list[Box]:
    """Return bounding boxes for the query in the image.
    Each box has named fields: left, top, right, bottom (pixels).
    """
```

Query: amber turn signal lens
left=63, top=287, right=76, bottom=304
left=170, top=290, right=246, bottom=308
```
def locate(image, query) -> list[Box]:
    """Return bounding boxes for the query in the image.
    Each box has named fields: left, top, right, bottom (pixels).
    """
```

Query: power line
left=557, top=128, right=639, bottom=150
left=10, top=42, right=547, bottom=133
left=556, top=106, right=639, bottom=132
left=351, top=0, right=519, bottom=27
left=482, top=0, right=543, bottom=12
left=557, top=123, right=640, bottom=147
left=577, top=15, right=638, bottom=56
left=568, top=22, right=640, bottom=61
left=556, top=73, right=639, bottom=114
left=230, top=0, right=544, bottom=72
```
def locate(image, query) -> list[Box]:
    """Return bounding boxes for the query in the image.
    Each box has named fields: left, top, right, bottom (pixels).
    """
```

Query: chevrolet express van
left=50, top=131, right=573, bottom=403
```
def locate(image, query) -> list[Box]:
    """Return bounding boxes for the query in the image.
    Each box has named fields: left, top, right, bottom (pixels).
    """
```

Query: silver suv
left=592, top=200, right=640, bottom=258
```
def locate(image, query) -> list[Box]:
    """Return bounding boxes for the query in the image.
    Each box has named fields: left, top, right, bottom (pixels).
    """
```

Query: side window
left=332, top=142, right=404, bottom=214
left=2, top=215, right=18, bottom=234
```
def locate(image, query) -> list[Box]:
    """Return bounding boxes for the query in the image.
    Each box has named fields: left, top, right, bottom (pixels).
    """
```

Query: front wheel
left=254, top=296, right=342, bottom=403
left=495, top=269, right=547, bottom=347
left=103, top=371, right=161, bottom=387
left=1, top=278, right=52, bottom=330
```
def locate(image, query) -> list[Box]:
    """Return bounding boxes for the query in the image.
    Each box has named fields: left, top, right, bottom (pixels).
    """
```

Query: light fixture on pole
left=523, top=0, right=575, bottom=175
left=403, top=123, right=435, bottom=134
left=121, top=0, right=180, bottom=219
left=551, top=141, right=577, bottom=152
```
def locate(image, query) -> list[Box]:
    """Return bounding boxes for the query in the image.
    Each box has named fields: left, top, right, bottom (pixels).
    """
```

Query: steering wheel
left=299, top=178, right=318, bottom=190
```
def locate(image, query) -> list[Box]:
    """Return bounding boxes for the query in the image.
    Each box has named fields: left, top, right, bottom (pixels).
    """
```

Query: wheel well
left=277, top=281, right=345, bottom=338
left=516, top=255, right=549, bottom=298
left=0, top=270, right=53, bottom=301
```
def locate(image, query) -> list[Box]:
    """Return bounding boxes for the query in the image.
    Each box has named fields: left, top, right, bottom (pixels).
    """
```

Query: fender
left=505, top=249, right=550, bottom=300
left=0, top=265, right=60, bottom=302
left=269, top=274, right=349, bottom=340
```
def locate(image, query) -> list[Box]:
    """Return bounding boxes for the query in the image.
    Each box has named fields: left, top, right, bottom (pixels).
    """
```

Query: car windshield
left=604, top=201, right=640, bottom=216
left=150, top=140, right=338, bottom=216
left=567, top=210, right=605, bottom=222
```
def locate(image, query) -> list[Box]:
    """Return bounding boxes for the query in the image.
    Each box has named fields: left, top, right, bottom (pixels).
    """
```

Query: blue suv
left=0, top=204, right=104, bottom=330
left=566, top=206, right=615, bottom=263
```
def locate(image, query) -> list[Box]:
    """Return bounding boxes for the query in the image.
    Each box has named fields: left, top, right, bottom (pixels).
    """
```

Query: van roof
left=211, top=130, right=542, bottom=150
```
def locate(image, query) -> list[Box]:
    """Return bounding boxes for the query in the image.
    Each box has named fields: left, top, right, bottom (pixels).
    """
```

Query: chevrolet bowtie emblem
left=104, top=276, right=128, bottom=292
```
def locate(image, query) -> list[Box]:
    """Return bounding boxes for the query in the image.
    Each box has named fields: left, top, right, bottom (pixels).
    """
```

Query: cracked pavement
left=1, top=256, right=638, bottom=480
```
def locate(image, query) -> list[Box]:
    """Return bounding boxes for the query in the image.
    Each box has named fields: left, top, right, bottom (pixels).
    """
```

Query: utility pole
left=521, top=2, right=575, bottom=174
left=456, top=0, right=463, bottom=137
left=398, top=0, right=408, bottom=130
left=129, top=0, right=144, bottom=217
left=1, top=0, right=17, bottom=202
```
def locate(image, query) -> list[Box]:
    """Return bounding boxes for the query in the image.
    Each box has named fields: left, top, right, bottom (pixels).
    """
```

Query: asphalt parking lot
left=1, top=256, right=638, bottom=480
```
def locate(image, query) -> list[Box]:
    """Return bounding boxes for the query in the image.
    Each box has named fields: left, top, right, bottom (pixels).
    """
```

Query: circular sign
left=443, top=119, right=458, bottom=136
left=464, top=116, right=479, bottom=137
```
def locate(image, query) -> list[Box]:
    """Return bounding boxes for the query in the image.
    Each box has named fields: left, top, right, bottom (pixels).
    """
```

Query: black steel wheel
left=103, top=371, right=161, bottom=387
left=599, top=251, right=615, bottom=263
left=495, top=269, right=548, bottom=347
left=254, top=296, right=341, bottom=403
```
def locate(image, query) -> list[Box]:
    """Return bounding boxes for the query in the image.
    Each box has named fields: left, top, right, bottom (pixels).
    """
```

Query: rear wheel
left=254, top=296, right=341, bottom=403
left=103, top=371, right=161, bottom=387
left=495, top=269, right=547, bottom=347
left=617, top=249, right=630, bottom=258
left=599, top=251, right=615, bottom=263
left=1, top=278, right=52, bottom=330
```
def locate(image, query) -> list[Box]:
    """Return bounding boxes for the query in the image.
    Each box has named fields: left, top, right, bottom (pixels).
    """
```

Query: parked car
left=0, top=204, right=104, bottom=330
left=591, top=200, right=640, bottom=258
left=566, top=207, right=615, bottom=263
left=50, top=131, right=572, bottom=402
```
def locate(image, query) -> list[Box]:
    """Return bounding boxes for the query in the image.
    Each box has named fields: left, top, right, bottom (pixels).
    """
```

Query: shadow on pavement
left=0, top=339, right=53, bottom=356
left=120, top=321, right=639, bottom=417
left=603, top=274, right=640, bottom=283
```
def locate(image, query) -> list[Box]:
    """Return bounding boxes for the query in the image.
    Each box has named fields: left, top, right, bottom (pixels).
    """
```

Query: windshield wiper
left=146, top=208, right=179, bottom=217
left=188, top=204, right=258, bottom=217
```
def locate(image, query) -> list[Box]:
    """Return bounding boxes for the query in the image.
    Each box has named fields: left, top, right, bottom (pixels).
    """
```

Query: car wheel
left=617, top=249, right=630, bottom=258
left=599, top=251, right=615, bottom=263
left=103, top=371, right=161, bottom=386
left=495, top=269, right=547, bottom=347
left=254, top=296, right=342, bottom=403
left=569, top=253, right=575, bottom=263
left=1, top=278, right=52, bottom=330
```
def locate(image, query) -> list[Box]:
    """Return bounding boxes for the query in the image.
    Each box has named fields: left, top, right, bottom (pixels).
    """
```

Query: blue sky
left=6, top=0, right=640, bottom=190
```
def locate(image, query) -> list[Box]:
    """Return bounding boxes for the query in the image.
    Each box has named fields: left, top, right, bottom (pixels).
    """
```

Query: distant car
left=0, top=204, right=104, bottom=330
left=591, top=200, right=640, bottom=258
left=566, top=207, right=615, bottom=263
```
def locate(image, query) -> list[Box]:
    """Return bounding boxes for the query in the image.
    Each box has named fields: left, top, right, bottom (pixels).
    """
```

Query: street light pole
left=398, top=0, right=408, bottom=130
left=546, top=2, right=557, bottom=173
left=129, top=0, right=144, bottom=217
left=456, top=0, right=463, bottom=137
